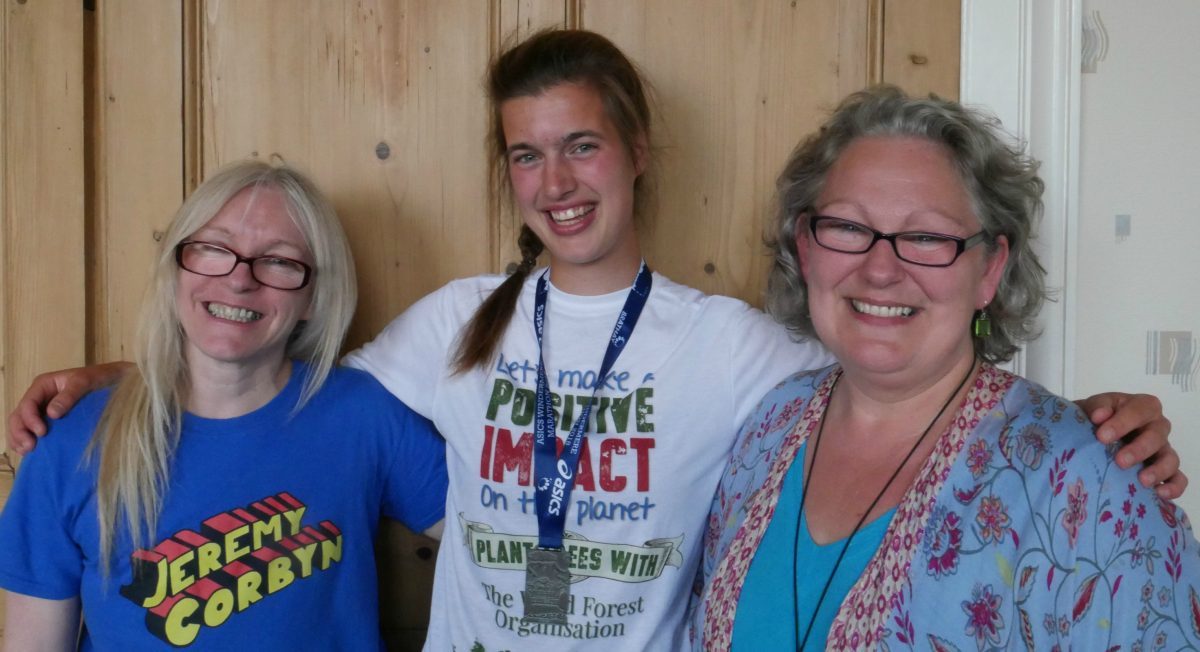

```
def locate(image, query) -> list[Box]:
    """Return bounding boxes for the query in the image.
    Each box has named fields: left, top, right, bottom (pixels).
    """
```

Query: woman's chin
left=828, top=340, right=914, bottom=375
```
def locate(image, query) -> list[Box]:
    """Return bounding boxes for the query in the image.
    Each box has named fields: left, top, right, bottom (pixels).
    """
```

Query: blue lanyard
left=532, top=263, right=652, bottom=549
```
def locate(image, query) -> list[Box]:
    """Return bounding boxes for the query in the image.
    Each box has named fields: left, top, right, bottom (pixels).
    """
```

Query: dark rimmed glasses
left=807, top=215, right=988, bottom=267
left=175, top=241, right=313, bottom=290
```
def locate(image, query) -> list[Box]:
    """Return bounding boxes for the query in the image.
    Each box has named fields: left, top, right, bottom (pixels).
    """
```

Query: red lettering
left=574, top=439, right=596, bottom=492
left=490, top=428, right=533, bottom=485
left=629, top=438, right=655, bottom=491
left=599, top=438, right=627, bottom=492
left=481, top=425, right=495, bottom=479
left=480, top=428, right=654, bottom=493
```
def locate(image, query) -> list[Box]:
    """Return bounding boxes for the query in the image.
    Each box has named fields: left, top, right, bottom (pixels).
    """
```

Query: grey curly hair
left=765, top=85, right=1047, bottom=363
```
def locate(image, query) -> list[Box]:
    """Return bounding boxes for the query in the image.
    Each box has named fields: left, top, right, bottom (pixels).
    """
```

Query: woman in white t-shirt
left=6, top=28, right=1181, bottom=651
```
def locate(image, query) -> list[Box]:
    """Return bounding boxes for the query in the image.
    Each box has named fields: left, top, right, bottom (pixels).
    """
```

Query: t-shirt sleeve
left=0, top=418, right=91, bottom=599
left=380, top=400, right=449, bottom=533
left=727, top=305, right=832, bottom=428
left=342, top=282, right=461, bottom=419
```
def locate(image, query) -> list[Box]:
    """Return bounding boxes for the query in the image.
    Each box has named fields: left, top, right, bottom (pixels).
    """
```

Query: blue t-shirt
left=0, top=362, right=448, bottom=650
left=732, top=442, right=896, bottom=651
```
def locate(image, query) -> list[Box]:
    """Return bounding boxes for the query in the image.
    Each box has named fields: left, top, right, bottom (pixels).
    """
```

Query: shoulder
left=990, top=374, right=1108, bottom=468
left=755, top=365, right=835, bottom=410
left=38, top=388, right=114, bottom=455
left=8, top=388, right=111, bottom=498
left=314, top=366, right=414, bottom=414
left=342, top=272, right=514, bottom=374
left=643, top=273, right=802, bottom=345
left=731, top=365, right=835, bottom=452
left=646, top=272, right=753, bottom=317
left=397, top=273, right=510, bottom=322
left=437, top=273, right=511, bottom=302
left=648, top=273, right=829, bottom=366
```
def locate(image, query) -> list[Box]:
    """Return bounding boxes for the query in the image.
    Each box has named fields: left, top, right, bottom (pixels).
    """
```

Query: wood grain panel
left=0, top=0, right=7, bottom=467
left=195, top=0, right=496, bottom=351
left=581, top=0, right=862, bottom=306
left=881, top=0, right=960, bottom=99
left=1, top=0, right=86, bottom=436
left=0, top=456, right=11, bottom=642
left=90, top=1, right=185, bottom=363
left=1, top=2, right=8, bottom=641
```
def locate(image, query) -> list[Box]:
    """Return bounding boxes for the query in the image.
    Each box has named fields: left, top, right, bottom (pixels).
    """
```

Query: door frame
left=960, top=0, right=1082, bottom=396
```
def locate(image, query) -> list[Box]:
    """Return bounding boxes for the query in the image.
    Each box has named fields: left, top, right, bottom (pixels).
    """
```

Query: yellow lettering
left=267, top=557, right=295, bottom=594
left=202, top=587, right=235, bottom=627
left=195, top=542, right=223, bottom=579
left=224, top=525, right=252, bottom=564
left=319, top=535, right=343, bottom=570
left=163, top=597, right=200, bottom=646
left=124, top=555, right=169, bottom=608
left=281, top=507, right=306, bottom=536
left=235, top=570, right=263, bottom=611
left=251, top=515, right=282, bottom=550
left=291, top=543, right=317, bottom=578
left=167, top=550, right=197, bottom=595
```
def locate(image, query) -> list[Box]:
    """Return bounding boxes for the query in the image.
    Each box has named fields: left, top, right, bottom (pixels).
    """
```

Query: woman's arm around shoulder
left=6, top=362, right=132, bottom=454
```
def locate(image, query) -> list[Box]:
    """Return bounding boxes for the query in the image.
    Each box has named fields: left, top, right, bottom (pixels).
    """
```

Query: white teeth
left=207, top=303, right=263, bottom=323
left=548, top=205, right=593, bottom=224
left=852, top=300, right=914, bottom=318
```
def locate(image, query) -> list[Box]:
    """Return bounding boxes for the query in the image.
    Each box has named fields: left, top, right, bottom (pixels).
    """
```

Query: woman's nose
left=225, top=259, right=261, bottom=290
left=860, top=237, right=906, bottom=282
left=542, top=157, right=576, bottom=198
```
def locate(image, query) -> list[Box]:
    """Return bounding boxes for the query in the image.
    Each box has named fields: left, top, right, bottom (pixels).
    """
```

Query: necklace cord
left=790, top=358, right=978, bottom=650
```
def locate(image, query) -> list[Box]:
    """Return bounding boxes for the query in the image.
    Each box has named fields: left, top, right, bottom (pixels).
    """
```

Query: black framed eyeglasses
left=175, top=241, right=313, bottom=290
left=807, top=215, right=988, bottom=267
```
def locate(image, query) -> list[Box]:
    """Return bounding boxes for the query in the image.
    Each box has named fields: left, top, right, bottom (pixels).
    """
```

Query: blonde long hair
left=89, top=161, right=357, bottom=572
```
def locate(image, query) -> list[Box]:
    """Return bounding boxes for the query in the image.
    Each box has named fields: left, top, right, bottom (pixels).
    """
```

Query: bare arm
left=6, top=362, right=132, bottom=454
left=1076, top=392, right=1184, bottom=498
left=2, top=593, right=80, bottom=652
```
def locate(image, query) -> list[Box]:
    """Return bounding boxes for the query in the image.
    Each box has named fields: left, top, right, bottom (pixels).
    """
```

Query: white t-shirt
left=345, top=270, right=830, bottom=651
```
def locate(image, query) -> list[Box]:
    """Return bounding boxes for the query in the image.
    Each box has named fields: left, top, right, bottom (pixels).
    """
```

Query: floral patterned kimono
left=694, top=364, right=1200, bottom=651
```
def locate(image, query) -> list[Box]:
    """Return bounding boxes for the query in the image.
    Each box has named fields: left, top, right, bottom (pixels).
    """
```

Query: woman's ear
left=632, top=133, right=649, bottom=177
left=979, top=234, right=1010, bottom=307
left=795, top=215, right=812, bottom=279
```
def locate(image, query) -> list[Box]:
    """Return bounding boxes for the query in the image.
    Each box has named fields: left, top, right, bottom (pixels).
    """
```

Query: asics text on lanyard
left=522, top=263, right=653, bottom=625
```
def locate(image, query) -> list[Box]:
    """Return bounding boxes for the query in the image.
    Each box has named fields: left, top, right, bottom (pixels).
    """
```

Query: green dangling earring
left=973, top=306, right=992, bottom=338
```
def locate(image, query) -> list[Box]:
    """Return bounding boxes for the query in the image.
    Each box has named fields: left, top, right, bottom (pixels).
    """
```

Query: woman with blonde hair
left=0, top=161, right=446, bottom=649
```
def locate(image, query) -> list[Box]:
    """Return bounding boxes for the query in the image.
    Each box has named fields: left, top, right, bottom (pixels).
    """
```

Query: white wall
left=1075, top=0, right=1200, bottom=514
left=963, top=0, right=1199, bottom=516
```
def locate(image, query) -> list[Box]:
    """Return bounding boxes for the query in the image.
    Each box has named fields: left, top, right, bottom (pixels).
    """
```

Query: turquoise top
left=731, top=442, right=897, bottom=650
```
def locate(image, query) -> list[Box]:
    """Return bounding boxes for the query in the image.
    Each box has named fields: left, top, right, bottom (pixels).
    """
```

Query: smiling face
left=175, top=185, right=314, bottom=374
left=501, top=82, right=646, bottom=294
left=797, top=136, right=1008, bottom=388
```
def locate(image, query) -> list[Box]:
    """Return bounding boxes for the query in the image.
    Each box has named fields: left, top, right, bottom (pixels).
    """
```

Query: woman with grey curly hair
left=765, top=84, right=1046, bottom=363
left=695, top=86, right=1200, bottom=650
